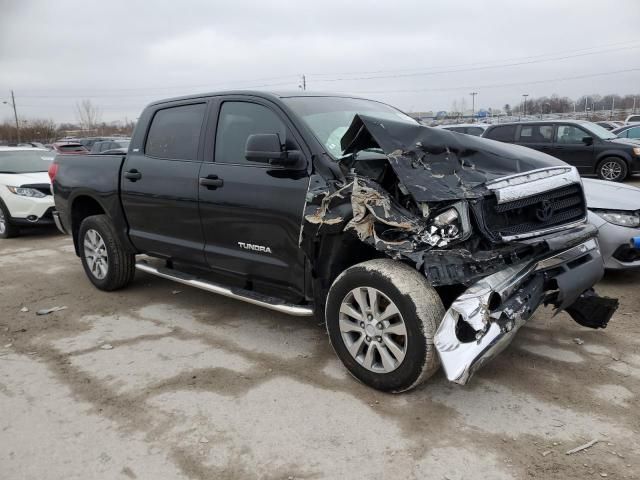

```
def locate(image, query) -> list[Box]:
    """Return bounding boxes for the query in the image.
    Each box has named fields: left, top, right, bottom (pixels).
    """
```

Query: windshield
left=283, top=96, right=418, bottom=158
left=0, top=150, right=55, bottom=173
left=583, top=122, right=617, bottom=140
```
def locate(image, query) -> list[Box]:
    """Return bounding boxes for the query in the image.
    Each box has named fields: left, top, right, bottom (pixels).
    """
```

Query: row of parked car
left=440, top=117, right=640, bottom=182
left=7, top=136, right=131, bottom=155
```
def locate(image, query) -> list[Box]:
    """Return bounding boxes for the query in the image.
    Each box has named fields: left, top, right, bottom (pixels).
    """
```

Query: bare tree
left=75, top=99, right=102, bottom=131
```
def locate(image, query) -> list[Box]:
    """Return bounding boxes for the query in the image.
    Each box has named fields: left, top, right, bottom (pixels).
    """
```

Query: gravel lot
left=1, top=222, right=639, bottom=479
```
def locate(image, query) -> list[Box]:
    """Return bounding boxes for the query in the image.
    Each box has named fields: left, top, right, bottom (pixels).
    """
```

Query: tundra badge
left=238, top=242, right=273, bottom=254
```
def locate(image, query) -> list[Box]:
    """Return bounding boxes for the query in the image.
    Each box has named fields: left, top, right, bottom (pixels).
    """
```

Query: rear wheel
left=79, top=214, right=135, bottom=290
left=325, top=259, right=444, bottom=392
left=597, top=157, right=627, bottom=182
left=0, top=200, right=19, bottom=239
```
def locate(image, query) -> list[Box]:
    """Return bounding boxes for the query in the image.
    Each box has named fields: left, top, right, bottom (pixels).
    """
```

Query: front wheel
left=78, top=214, right=135, bottom=291
left=597, top=157, right=627, bottom=182
left=325, top=259, right=445, bottom=392
left=0, top=199, right=19, bottom=239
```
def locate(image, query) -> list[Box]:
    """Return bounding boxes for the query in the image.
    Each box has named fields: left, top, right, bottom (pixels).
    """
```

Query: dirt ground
left=1, top=226, right=639, bottom=480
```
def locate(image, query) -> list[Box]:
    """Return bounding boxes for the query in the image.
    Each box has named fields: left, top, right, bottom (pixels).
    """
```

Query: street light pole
left=522, top=94, right=529, bottom=118
left=469, top=92, right=477, bottom=123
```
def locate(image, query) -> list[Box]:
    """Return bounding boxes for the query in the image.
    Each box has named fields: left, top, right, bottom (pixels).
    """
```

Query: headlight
left=633, top=147, right=640, bottom=157
left=596, top=210, right=640, bottom=227
left=6, top=186, right=46, bottom=198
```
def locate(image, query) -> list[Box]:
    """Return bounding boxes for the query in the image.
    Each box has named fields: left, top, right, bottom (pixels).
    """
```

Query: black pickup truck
left=51, top=91, right=618, bottom=392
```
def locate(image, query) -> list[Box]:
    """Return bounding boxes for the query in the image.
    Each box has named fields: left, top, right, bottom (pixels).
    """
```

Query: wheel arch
left=70, top=195, right=107, bottom=255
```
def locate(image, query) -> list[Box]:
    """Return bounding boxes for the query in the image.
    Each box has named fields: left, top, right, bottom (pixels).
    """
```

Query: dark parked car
left=90, top=139, right=130, bottom=154
left=483, top=120, right=640, bottom=181
left=612, top=124, right=640, bottom=141
left=50, top=91, right=616, bottom=391
left=438, top=123, right=489, bottom=136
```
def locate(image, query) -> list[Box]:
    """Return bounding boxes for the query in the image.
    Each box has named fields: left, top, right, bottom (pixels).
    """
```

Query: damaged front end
left=301, top=114, right=618, bottom=385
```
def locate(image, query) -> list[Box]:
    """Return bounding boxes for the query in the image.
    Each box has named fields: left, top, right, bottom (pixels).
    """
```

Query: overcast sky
left=1, top=0, right=639, bottom=123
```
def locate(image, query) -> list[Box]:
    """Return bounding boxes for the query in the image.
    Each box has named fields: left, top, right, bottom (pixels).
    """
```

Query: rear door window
left=485, top=125, right=517, bottom=142
left=517, top=124, right=554, bottom=143
left=556, top=125, right=589, bottom=144
left=145, top=103, right=207, bottom=160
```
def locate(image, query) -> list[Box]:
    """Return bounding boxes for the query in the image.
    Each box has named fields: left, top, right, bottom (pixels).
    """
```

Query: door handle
left=199, top=175, right=224, bottom=189
left=124, top=169, right=142, bottom=181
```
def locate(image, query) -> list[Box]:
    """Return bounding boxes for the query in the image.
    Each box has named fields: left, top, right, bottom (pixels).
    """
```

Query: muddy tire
left=325, top=259, right=445, bottom=392
left=78, top=214, right=135, bottom=291
left=0, top=199, right=19, bottom=239
left=597, top=157, right=627, bottom=182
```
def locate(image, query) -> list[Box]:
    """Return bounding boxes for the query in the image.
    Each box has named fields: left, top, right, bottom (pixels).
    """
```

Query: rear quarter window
left=145, top=103, right=207, bottom=160
left=485, top=125, right=517, bottom=142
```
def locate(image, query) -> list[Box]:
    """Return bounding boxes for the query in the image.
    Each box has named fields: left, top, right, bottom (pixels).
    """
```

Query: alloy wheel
left=84, top=229, right=109, bottom=280
left=338, top=287, right=408, bottom=373
left=601, top=161, right=622, bottom=181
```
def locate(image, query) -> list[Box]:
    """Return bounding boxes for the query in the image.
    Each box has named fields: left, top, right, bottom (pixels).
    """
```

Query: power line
left=348, top=67, right=640, bottom=95
left=309, top=44, right=640, bottom=83
left=19, top=79, right=300, bottom=98
left=306, top=39, right=640, bottom=77
left=13, top=39, right=640, bottom=97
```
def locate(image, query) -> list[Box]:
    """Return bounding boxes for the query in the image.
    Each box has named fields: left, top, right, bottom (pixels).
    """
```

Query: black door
left=198, top=99, right=310, bottom=301
left=551, top=124, right=595, bottom=172
left=516, top=123, right=555, bottom=155
left=121, top=102, right=208, bottom=264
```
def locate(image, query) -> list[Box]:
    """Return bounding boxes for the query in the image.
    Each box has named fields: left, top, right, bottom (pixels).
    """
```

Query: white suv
left=0, top=147, right=56, bottom=238
left=624, top=114, right=640, bottom=124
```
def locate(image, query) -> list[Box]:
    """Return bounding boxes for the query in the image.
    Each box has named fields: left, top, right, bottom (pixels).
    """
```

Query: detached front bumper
left=435, top=238, right=615, bottom=385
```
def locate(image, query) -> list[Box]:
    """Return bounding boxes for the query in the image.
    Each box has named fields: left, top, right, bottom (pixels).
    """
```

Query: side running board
left=135, top=261, right=314, bottom=317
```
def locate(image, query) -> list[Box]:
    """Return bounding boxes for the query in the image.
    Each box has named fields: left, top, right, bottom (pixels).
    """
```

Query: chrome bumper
left=435, top=238, right=602, bottom=385
left=52, top=210, right=67, bottom=234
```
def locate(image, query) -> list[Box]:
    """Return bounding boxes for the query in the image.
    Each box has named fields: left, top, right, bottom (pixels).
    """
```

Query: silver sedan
left=583, top=178, right=640, bottom=269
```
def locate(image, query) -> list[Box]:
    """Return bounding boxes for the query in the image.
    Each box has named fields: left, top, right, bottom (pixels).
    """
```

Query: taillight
left=48, top=163, right=59, bottom=182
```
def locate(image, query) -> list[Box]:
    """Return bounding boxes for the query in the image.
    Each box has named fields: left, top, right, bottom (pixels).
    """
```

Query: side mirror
left=245, top=133, right=302, bottom=167
left=582, top=136, right=594, bottom=145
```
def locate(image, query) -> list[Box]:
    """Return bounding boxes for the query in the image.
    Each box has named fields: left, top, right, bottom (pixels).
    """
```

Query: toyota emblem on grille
left=535, top=199, right=554, bottom=222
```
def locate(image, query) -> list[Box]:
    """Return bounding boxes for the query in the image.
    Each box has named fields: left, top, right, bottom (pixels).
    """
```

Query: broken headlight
left=420, top=202, right=471, bottom=247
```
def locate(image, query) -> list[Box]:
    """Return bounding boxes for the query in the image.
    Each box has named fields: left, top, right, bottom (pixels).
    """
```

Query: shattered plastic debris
left=100, top=344, right=114, bottom=350
left=20, top=307, right=29, bottom=313
left=36, top=306, right=67, bottom=315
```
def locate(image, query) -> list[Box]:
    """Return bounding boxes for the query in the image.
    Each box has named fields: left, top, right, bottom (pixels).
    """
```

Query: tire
left=0, top=199, right=19, bottom=239
left=325, top=259, right=445, bottom=392
left=597, top=157, right=628, bottom=182
left=78, top=214, right=135, bottom=291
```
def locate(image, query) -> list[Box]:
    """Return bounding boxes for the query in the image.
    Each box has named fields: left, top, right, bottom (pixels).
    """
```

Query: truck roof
left=147, top=90, right=369, bottom=107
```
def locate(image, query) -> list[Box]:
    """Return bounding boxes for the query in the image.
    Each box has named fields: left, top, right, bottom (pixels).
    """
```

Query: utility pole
left=522, top=94, right=529, bottom=118
left=3, top=91, right=21, bottom=143
left=611, top=97, right=615, bottom=120
left=633, top=96, right=637, bottom=114
left=300, top=74, right=306, bottom=91
left=469, top=92, right=477, bottom=123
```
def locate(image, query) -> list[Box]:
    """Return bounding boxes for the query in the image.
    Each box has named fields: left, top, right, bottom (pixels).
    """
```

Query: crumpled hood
left=0, top=171, right=50, bottom=187
left=582, top=177, right=640, bottom=211
left=341, top=114, right=566, bottom=201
